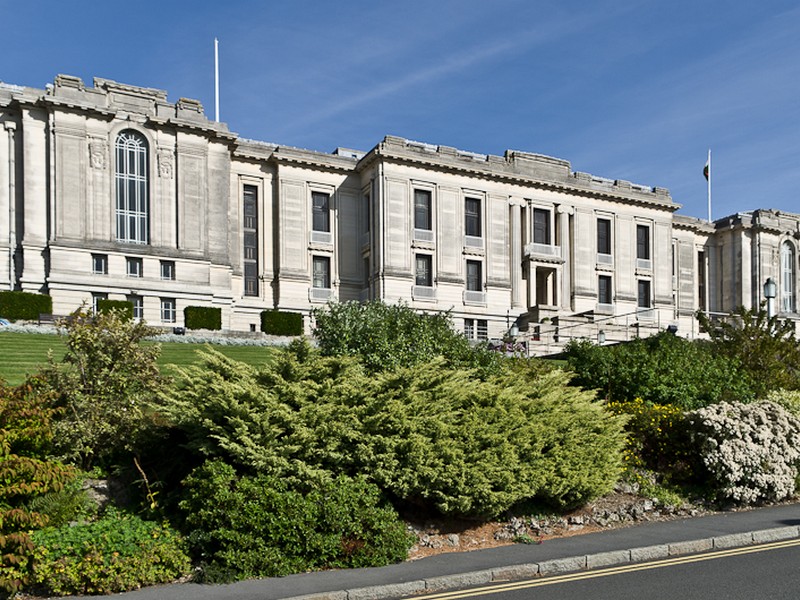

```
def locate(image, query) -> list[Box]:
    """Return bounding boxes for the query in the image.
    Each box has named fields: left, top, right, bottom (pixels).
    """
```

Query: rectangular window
left=363, top=193, right=371, bottom=234
left=92, top=292, right=107, bottom=314
left=415, top=254, right=433, bottom=287
left=126, top=257, right=143, bottom=278
left=243, top=185, right=259, bottom=296
left=127, top=295, right=143, bottom=321
left=533, top=208, right=551, bottom=244
left=363, top=257, right=370, bottom=288
left=597, top=219, right=611, bottom=255
left=414, top=189, right=432, bottom=231
left=92, top=254, right=108, bottom=275
left=465, top=198, right=481, bottom=238
left=636, top=225, right=651, bottom=260
left=466, top=260, right=482, bottom=292
left=161, top=298, right=176, bottom=323
left=464, top=318, right=487, bottom=340
left=598, top=275, right=612, bottom=305
left=160, top=260, right=175, bottom=281
left=312, top=256, right=331, bottom=289
left=637, top=280, right=651, bottom=308
left=312, top=192, right=330, bottom=232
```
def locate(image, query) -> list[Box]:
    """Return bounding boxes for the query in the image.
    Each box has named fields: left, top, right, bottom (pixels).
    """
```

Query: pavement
left=99, top=503, right=800, bottom=600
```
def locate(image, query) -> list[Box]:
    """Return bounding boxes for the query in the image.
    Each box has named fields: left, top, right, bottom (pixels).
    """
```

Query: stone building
left=1, top=75, right=798, bottom=354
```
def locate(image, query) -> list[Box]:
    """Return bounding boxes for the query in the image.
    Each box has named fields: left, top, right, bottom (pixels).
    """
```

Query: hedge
left=261, top=310, right=303, bottom=336
left=0, top=291, right=52, bottom=321
left=96, top=299, right=133, bottom=320
left=184, top=306, right=222, bottom=330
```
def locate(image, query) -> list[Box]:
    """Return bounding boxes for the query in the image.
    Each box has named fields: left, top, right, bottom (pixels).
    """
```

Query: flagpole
left=214, top=38, right=220, bottom=123
left=707, top=149, right=712, bottom=222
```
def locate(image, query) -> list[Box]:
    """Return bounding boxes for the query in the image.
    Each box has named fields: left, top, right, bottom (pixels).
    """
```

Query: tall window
left=161, top=298, right=176, bottom=323
left=597, top=219, right=611, bottom=255
left=243, top=185, right=259, bottom=296
left=533, top=208, right=551, bottom=244
left=415, top=254, right=432, bottom=287
left=598, top=275, right=612, bottom=305
left=465, top=198, right=481, bottom=237
left=636, top=225, right=651, bottom=260
left=115, top=130, right=149, bottom=244
left=312, top=192, right=330, bottom=232
left=414, top=189, right=432, bottom=231
left=637, top=280, right=651, bottom=308
left=312, top=256, right=331, bottom=289
left=466, top=260, right=482, bottom=292
left=782, top=241, right=796, bottom=312
left=128, top=295, right=143, bottom=321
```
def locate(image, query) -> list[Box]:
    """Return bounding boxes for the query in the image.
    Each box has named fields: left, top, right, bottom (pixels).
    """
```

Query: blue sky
left=2, top=0, right=799, bottom=220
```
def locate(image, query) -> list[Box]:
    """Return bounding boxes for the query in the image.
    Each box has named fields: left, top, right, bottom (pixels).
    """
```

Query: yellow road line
left=411, top=538, right=800, bottom=600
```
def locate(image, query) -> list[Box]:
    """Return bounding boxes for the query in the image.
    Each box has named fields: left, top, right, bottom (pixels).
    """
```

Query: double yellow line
left=412, top=538, right=800, bottom=599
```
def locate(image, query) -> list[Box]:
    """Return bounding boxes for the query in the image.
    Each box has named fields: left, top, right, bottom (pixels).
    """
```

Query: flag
left=703, top=156, right=710, bottom=181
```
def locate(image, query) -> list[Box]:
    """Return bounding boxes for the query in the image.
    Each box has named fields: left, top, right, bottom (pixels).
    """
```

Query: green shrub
left=30, top=508, right=191, bottom=596
left=183, top=306, right=222, bottom=330
left=37, top=308, right=164, bottom=469
left=0, top=291, right=52, bottom=321
left=311, top=300, right=501, bottom=375
left=565, top=333, right=755, bottom=409
left=0, top=381, right=74, bottom=595
left=158, top=345, right=626, bottom=518
left=96, top=299, right=133, bottom=320
left=261, top=310, right=303, bottom=336
left=687, top=401, right=800, bottom=504
left=179, top=461, right=413, bottom=582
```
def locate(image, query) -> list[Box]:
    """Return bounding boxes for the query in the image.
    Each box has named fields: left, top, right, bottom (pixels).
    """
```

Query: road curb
left=282, top=526, right=800, bottom=600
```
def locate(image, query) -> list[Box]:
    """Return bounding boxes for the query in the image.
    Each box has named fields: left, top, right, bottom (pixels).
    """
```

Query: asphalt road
left=407, top=538, right=800, bottom=600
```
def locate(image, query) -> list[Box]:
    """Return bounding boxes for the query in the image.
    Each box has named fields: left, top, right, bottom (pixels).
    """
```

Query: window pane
left=637, top=225, right=650, bottom=260
left=416, top=255, right=432, bottom=287
left=312, top=193, right=330, bottom=232
left=597, top=219, right=611, bottom=254
left=465, top=198, right=481, bottom=237
left=466, top=261, right=481, bottom=291
left=533, top=209, right=550, bottom=244
left=414, top=190, right=431, bottom=230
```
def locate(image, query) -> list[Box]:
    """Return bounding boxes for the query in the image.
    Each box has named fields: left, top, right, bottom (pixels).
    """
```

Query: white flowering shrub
left=688, top=401, right=800, bottom=504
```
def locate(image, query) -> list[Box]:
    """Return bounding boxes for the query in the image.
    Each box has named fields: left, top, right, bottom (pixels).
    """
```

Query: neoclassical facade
left=1, top=75, right=798, bottom=353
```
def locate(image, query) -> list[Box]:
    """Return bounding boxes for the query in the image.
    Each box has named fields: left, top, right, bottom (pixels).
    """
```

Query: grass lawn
left=0, top=331, right=278, bottom=386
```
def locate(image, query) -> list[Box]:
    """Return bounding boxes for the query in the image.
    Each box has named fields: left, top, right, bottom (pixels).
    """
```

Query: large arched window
left=782, top=241, right=796, bottom=313
left=115, top=130, right=149, bottom=244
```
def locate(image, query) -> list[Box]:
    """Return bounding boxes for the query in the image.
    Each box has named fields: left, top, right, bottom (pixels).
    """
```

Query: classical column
left=20, top=108, right=48, bottom=292
left=558, top=204, right=574, bottom=310
left=4, top=121, right=16, bottom=290
left=510, top=198, right=524, bottom=309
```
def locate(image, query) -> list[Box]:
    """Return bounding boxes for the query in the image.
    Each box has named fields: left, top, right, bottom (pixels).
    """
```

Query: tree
left=311, top=300, right=500, bottom=374
left=38, top=307, right=165, bottom=469
left=697, top=305, right=800, bottom=398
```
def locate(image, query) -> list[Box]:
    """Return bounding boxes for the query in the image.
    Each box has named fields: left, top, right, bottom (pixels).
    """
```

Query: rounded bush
left=30, top=509, right=190, bottom=596
left=687, top=401, right=800, bottom=504
left=179, top=461, right=413, bottom=582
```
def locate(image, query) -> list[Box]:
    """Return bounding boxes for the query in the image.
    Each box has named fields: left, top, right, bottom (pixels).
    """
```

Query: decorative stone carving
left=158, top=150, right=174, bottom=179
left=89, top=140, right=106, bottom=169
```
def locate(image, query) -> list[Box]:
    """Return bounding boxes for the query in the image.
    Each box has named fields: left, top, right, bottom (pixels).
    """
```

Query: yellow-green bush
left=30, top=508, right=190, bottom=596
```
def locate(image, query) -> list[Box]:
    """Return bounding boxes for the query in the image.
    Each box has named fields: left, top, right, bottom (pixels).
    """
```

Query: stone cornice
left=358, top=136, right=678, bottom=213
